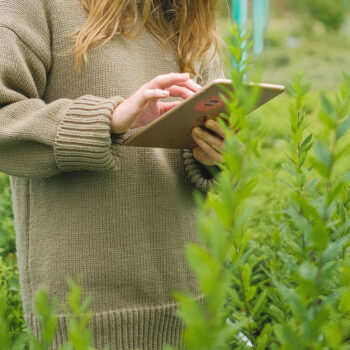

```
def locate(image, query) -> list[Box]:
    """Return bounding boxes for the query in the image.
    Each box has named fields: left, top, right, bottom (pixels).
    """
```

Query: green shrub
left=0, top=255, right=26, bottom=346
left=0, top=173, right=26, bottom=345
left=168, top=23, right=350, bottom=349
left=0, top=173, right=15, bottom=258
left=0, top=277, right=103, bottom=350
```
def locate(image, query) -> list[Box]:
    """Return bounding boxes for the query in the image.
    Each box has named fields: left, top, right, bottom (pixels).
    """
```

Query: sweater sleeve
left=0, top=25, right=126, bottom=179
left=183, top=45, right=226, bottom=192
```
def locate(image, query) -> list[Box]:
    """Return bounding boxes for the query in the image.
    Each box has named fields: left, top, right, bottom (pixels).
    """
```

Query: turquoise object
left=232, top=0, right=270, bottom=56
left=253, top=0, right=267, bottom=54
left=232, top=0, right=248, bottom=71
left=233, top=0, right=248, bottom=30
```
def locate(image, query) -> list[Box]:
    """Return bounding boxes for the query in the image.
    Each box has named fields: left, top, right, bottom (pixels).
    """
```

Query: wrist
left=110, top=101, right=129, bottom=134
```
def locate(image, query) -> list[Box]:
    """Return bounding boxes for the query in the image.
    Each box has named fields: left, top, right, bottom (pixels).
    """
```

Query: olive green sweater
left=0, top=0, right=225, bottom=349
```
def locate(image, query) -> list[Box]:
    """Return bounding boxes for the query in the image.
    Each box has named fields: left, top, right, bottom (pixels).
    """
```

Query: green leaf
left=323, top=323, right=343, bottom=348
left=268, top=304, right=285, bottom=323
left=321, top=236, right=350, bottom=265
left=311, top=220, right=329, bottom=251
left=256, top=324, right=273, bottom=350
left=313, top=140, right=332, bottom=170
left=251, top=290, right=267, bottom=317
left=272, top=229, right=281, bottom=247
left=327, top=180, right=345, bottom=206
left=300, top=133, right=313, bottom=152
left=336, top=115, right=350, bottom=139
left=320, top=94, right=336, bottom=128
left=33, top=287, right=58, bottom=347
left=334, top=141, right=350, bottom=161
left=246, top=286, right=257, bottom=302
left=340, top=290, right=350, bottom=315
left=319, top=110, right=336, bottom=129
left=275, top=323, right=303, bottom=350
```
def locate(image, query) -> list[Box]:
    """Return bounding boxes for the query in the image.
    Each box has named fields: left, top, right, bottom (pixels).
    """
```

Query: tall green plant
left=167, top=23, right=350, bottom=350
left=0, top=277, right=103, bottom=350
left=270, top=73, right=350, bottom=349
left=165, top=23, right=264, bottom=350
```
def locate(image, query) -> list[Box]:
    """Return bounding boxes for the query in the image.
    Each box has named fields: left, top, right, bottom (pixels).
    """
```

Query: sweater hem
left=24, top=294, right=206, bottom=350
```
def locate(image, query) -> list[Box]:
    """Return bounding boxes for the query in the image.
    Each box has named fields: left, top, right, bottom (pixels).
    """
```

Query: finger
left=159, top=101, right=182, bottom=114
left=192, top=127, right=225, bottom=150
left=138, top=89, right=170, bottom=107
left=192, top=147, right=215, bottom=166
left=192, top=136, right=223, bottom=164
left=204, top=119, right=226, bottom=139
left=165, top=85, right=195, bottom=99
left=147, top=72, right=191, bottom=90
left=173, top=79, right=203, bottom=93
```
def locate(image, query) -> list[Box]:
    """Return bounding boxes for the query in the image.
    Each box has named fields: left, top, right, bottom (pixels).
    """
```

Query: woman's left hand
left=191, top=118, right=225, bottom=166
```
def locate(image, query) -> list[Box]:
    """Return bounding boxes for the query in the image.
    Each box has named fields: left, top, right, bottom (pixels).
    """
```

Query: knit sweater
left=0, top=0, right=225, bottom=349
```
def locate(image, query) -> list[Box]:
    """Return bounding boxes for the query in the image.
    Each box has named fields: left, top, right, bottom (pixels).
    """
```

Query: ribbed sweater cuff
left=54, top=95, right=125, bottom=172
left=183, top=149, right=216, bottom=192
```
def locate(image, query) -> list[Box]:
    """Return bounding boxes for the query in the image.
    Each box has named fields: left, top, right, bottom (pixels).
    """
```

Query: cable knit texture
left=0, top=0, right=225, bottom=349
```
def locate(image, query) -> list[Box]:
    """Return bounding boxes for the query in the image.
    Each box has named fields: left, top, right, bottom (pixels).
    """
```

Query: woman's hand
left=111, top=72, right=202, bottom=134
left=191, top=118, right=226, bottom=166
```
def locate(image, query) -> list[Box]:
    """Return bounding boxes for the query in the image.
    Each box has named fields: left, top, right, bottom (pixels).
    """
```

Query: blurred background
left=218, top=0, right=350, bottom=91
left=214, top=0, right=350, bottom=237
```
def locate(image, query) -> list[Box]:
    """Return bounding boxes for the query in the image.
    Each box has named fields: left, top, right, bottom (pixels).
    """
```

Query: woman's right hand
left=110, top=72, right=202, bottom=134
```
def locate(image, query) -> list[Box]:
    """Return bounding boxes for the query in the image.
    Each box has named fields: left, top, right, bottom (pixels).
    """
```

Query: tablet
left=123, top=79, right=285, bottom=149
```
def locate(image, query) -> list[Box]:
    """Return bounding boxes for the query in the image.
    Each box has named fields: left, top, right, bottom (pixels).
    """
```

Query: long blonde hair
left=68, top=0, right=225, bottom=79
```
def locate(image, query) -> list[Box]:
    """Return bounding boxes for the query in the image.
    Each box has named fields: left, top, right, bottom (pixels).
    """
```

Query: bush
left=168, top=24, right=350, bottom=349
left=0, top=255, right=26, bottom=346
left=0, top=277, right=101, bottom=350
left=0, top=173, right=15, bottom=258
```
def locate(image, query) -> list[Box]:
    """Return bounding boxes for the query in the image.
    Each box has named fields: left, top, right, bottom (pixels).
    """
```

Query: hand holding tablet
left=110, top=72, right=201, bottom=134
left=123, top=79, right=285, bottom=149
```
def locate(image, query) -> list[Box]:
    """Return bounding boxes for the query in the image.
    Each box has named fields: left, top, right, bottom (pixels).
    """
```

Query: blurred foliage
left=168, top=24, right=350, bottom=349
left=287, top=0, right=347, bottom=31
left=0, top=277, right=102, bottom=350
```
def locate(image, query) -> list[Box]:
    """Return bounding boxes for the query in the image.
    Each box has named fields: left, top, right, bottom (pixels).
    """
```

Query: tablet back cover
left=124, top=79, right=284, bottom=149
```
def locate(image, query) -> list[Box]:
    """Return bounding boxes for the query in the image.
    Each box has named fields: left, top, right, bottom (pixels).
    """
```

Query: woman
left=0, top=0, right=226, bottom=348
